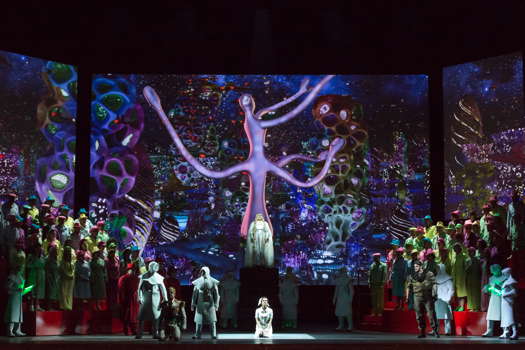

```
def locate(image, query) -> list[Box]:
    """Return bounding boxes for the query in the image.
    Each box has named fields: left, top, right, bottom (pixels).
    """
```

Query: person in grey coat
left=136, top=261, right=168, bottom=339
left=191, top=266, right=220, bottom=339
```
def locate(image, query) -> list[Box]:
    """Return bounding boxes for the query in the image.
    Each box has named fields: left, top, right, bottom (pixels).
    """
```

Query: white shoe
left=15, top=331, right=26, bottom=337
left=499, top=332, right=510, bottom=339
left=482, top=330, right=493, bottom=337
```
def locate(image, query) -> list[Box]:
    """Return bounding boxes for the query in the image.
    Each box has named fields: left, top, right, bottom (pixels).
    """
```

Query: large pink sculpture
left=143, top=75, right=344, bottom=237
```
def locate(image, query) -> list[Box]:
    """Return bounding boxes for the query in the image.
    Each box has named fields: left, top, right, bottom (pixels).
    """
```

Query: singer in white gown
left=245, top=214, right=274, bottom=268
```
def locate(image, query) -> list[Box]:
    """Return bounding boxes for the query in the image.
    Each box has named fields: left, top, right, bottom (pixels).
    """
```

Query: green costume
left=369, top=261, right=387, bottom=315
left=479, top=215, right=490, bottom=244
left=451, top=251, right=467, bottom=297
left=90, top=256, right=107, bottom=299
left=465, top=256, right=482, bottom=311
left=26, top=254, right=46, bottom=299
left=45, top=256, right=60, bottom=301
left=59, top=254, right=75, bottom=311
left=425, top=225, right=437, bottom=240
left=507, top=201, right=525, bottom=251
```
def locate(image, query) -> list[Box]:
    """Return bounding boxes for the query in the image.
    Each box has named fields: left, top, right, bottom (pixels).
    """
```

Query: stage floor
left=1, top=331, right=523, bottom=348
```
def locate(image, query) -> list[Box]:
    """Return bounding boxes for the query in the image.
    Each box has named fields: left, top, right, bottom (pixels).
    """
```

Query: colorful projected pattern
left=0, top=51, right=77, bottom=206
left=444, top=52, right=524, bottom=215
left=90, top=74, right=429, bottom=284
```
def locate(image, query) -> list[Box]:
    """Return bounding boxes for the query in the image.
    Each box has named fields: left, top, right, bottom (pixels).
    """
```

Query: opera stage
left=1, top=331, right=523, bottom=350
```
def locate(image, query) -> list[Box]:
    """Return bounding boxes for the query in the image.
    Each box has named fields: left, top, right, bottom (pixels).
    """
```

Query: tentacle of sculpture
left=259, top=75, right=335, bottom=129
left=276, top=151, right=328, bottom=167
left=143, top=86, right=248, bottom=178
left=255, top=78, right=309, bottom=119
left=269, top=138, right=345, bottom=187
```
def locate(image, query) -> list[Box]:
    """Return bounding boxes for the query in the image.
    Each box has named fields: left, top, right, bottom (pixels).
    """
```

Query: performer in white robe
left=279, top=267, right=299, bottom=328
left=333, top=267, right=354, bottom=331
left=191, top=266, right=220, bottom=339
left=435, top=263, right=454, bottom=335
left=482, top=264, right=506, bottom=337
left=245, top=214, right=273, bottom=267
left=255, top=297, right=273, bottom=338
left=219, top=272, right=240, bottom=328
left=136, top=261, right=168, bottom=339
left=4, top=265, right=25, bottom=337
left=500, top=267, right=518, bottom=340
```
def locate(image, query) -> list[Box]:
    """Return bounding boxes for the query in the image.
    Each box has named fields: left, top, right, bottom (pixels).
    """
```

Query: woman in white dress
left=435, top=263, right=454, bottom=335
left=255, top=297, right=273, bottom=338
left=245, top=214, right=273, bottom=267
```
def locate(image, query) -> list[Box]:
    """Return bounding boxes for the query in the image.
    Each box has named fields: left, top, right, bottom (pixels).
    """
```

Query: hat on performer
left=78, top=208, right=87, bottom=214
left=436, top=221, right=444, bottom=227
left=391, top=239, right=400, bottom=246
left=372, top=253, right=381, bottom=257
left=396, top=247, right=404, bottom=253
left=424, top=215, right=432, bottom=220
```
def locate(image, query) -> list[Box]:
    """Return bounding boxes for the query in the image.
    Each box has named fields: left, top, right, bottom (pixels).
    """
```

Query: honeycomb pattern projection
left=312, top=95, right=369, bottom=252
left=90, top=76, right=153, bottom=250
left=35, top=62, right=78, bottom=206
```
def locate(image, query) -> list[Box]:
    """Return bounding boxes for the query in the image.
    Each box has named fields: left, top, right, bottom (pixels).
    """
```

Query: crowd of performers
left=1, top=192, right=523, bottom=340
left=0, top=193, right=299, bottom=340
left=368, top=194, right=524, bottom=339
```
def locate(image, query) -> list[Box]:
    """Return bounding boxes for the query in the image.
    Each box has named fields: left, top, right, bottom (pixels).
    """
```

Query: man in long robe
left=480, top=205, right=491, bottom=244
left=369, top=253, right=387, bottom=316
left=451, top=243, right=467, bottom=311
left=465, top=247, right=482, bottom=311
left=391, top=248, right=407, bottom=310
left=219, top=272, right=240, bottom=329
left=279, top=268, right=299, bottom=329
left=507, top=191, right=525, bottom=252
left=333, top=267, right=353, bottom=331
left=118, top=263, right=140, bottom=335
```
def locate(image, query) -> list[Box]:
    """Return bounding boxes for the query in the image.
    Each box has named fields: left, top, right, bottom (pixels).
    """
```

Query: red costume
left=106, top=254, right=120, bottom=309
left=118, top=269, right=140, bottom=335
